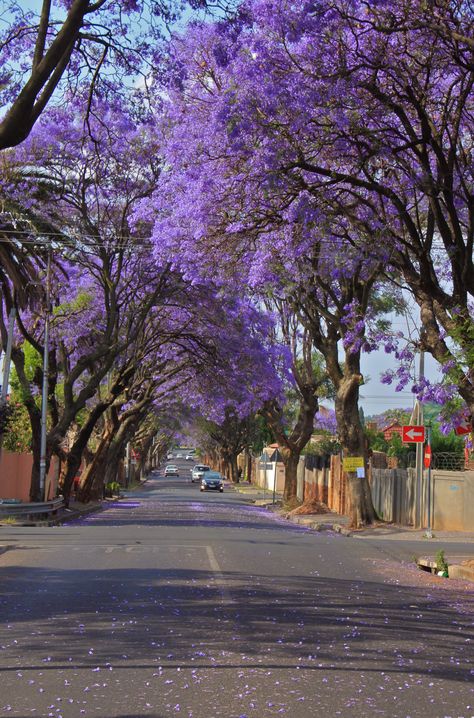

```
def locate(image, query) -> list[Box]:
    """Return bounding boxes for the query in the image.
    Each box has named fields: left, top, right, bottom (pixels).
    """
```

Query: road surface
left=1, top=458, right=473, bottom=717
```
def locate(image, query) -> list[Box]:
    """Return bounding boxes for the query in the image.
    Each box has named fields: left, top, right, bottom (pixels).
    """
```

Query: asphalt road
left=1, top=457, right=473, bottom=718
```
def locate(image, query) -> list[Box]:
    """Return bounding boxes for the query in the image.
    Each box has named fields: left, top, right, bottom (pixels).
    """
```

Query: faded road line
left=206, top=545, right=235, bottom=605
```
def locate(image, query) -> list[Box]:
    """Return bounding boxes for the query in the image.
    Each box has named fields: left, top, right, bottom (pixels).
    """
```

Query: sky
left=359, top=346, right=440, bottom=418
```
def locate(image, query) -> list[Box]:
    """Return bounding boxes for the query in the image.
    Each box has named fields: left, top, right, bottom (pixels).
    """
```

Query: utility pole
left=125, top=442, right=131, bottom=488
left=1, top=308, right=15, bottom=406
left=39, top=249, right=52, bottom=502
left=0, top=307, right=16, bottom=468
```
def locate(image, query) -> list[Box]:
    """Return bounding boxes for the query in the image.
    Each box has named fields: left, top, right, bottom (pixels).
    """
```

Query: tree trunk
left=61, top=402, right=110, bottom=505
left=280, top=449, right=300, bottom=504
left=103, top=438, right=127, bottom=487
left=140, top=435, right=154, bottom=478
left=221, top=457, right=229, bottom=478
left=230, top=453, right=239, bottom=483
left=28, top=419, right=42, bottom=502
left=262, top=389, right=318, bottom=504
left=335, top=377, right=377, bottom=528
left=245, top=450, right=252, bottom=483
left=76, top=431, right=112, bottom=503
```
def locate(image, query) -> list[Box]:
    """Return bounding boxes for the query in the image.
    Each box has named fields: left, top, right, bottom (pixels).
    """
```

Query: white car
left=186, top=453, right=195, bottom=460
left=191, top=464, right=210, bottom=482
left=164, top=464, right=179, bottom=477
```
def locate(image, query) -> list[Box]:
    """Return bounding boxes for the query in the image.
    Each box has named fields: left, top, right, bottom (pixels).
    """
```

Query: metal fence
left=432, top=452, right=465, bottom=471
left=395, top=452, right=465, bottom=471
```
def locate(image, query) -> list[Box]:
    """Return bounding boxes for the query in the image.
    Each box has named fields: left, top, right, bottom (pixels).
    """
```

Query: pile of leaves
left=287, top=498, right=331, bottom=516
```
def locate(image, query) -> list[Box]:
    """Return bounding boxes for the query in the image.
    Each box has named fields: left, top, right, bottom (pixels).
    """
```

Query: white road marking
left=0, top=543, right=209, bottom=555
left=206, top=545, right=234, bottom=605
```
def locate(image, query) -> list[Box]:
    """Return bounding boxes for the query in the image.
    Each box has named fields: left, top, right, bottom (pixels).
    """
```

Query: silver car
left=164, top=464, right=179, bottom=477
left=191, top=464, right=210, bottom=483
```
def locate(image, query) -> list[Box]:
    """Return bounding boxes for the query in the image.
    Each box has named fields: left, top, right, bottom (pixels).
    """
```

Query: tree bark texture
left=335, top=376, right=377, bottom=528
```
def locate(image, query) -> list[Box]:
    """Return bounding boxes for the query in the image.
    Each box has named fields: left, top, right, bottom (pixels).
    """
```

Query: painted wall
left=0, top=451, right=59, bottom=501
left=432, top=471, right=474, bottom=531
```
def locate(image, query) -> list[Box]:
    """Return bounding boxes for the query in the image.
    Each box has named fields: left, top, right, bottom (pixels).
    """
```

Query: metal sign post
left=403, top=418, right=426, bottom=529
left=411, top=353, right=424, bottom=528
left=425, top=424, right=433, bottom=539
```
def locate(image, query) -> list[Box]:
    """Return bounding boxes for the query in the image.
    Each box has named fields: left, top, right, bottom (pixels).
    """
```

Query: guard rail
left=0, top=497, right=64, bottom=518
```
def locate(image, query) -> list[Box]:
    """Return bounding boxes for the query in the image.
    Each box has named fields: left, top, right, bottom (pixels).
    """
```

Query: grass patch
left=1, top=516, right=18, bottom=525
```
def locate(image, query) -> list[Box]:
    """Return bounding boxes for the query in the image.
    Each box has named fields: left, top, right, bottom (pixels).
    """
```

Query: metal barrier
left=432, top=452, right=465, bottom=471
left=0, top=497, right=64, bottom=518
left=387, top=451, right=465, bottom=471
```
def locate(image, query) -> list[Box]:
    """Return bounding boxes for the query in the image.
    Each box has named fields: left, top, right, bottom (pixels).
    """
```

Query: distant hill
left=367, top=403, right=443, bottom=429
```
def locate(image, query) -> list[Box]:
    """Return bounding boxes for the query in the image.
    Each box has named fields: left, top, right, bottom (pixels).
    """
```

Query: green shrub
left=435, top=549, right=449, bottom=575
left=105, top=481, right=121, bottom=495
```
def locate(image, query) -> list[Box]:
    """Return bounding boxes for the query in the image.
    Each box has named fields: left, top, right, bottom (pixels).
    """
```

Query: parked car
left=191, top=464, right=210, bottom=482
left=164, top=464, right=179, bottom=477
left=200, top=471, right=224, bottom=492
left=167, top=453, right=173, bottom=459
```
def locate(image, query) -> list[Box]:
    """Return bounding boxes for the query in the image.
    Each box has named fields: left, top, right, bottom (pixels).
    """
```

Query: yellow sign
left=343, top=456, right=364, bottom=472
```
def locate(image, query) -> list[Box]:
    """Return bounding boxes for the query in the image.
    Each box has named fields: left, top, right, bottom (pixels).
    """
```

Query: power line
left=0, top=226, right=453, bottom=249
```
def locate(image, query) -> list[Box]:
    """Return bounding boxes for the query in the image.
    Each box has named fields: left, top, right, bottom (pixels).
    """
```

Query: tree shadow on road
left=1, top=561, right=473, bottom=688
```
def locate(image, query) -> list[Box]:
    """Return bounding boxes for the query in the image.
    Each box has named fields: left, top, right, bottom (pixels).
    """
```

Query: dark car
left=200, top=471, right=224, bottom=492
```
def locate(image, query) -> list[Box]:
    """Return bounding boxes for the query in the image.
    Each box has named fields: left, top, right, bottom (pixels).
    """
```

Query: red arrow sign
left=424, top=445, right=432, bottom=468
left=402, top=425, right=425, bottom=443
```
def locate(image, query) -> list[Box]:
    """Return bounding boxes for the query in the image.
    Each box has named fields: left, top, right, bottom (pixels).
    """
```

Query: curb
left=448, top=564, right=474, bottom=582
left=417, top=557, right=474, bottom=584
left=332, top=523, right=353, bottom=536
left=258, top=504, right=353, bottom=536
left=57, top=503, right=104, bottom=525
left=293, top=520, right=352, bottom=536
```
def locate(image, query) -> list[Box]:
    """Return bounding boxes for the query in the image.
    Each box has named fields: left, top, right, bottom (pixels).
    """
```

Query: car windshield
left=195, top=465, right=210, bottom=471
left=166, top=465, right=177, bottom=469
